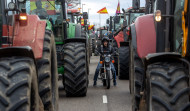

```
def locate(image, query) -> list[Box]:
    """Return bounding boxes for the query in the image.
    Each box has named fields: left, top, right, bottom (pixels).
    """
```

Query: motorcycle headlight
left=105, top=57, right=110, bottom=62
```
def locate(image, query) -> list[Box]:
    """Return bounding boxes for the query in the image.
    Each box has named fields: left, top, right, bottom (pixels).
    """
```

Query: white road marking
left=103, top=95, right=108, bottom=103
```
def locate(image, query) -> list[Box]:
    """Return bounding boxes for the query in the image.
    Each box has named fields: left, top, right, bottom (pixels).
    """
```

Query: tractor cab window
left=174, top=0, right=185, bottom=51
left=25, top=0, right=63, bottom=24
left=129, top=13, right=144, bottom=24
left=25, top=0, right=64, bottom=42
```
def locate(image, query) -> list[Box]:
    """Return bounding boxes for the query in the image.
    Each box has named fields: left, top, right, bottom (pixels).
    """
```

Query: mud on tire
left=64, top=42, right=88, bottom=97
left=37, top=30, right=59, bottom=111
left=146, top=62, right=190, bottom=111
left=0, top=57, right=40, bottom=111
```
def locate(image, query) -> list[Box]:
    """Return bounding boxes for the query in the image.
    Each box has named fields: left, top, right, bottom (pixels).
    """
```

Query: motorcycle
left=99, top=53, right=114, bottom=89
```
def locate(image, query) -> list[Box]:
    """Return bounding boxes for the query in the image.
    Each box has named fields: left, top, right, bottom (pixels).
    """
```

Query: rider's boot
left=93, top=81, right=97, bottom=86
left=113, top=80, right=117, bottom=86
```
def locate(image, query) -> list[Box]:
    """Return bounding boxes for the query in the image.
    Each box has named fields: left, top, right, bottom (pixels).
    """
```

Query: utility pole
left=82, top=4, right=85, bottom=13
left=88, top=8, right=91, bottom=23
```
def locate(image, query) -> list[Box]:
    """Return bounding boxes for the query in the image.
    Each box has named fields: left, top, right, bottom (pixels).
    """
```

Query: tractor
left=25, top=0, right=89, bottom=97
left=129, top=0, right=190, bottom=110
left=0, top=0, right=58, bottom=111
left=67, top=9, right=92, bottom=63
left=110, top=4, right=145, bottom=79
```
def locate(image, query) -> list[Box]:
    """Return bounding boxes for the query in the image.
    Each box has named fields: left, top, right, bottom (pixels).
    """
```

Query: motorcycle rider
left=93, top=37, right=117, bottom=86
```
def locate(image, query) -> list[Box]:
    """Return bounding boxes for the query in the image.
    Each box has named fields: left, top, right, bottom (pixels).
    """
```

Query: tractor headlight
left=8, top=2, right=16, bottom=10
left=18, top=0, right=26, bottom=3
left=105, top=57, right=110, bottom=62
left=155, top=10, right=162, bottom=22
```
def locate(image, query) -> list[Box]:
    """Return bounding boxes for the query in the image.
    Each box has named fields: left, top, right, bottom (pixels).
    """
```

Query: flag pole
left=99, top=14, right=101, bottom=28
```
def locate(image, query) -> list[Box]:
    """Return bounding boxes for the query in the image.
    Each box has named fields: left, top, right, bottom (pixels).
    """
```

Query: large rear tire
left=37, top=30, right=59, bottom=111
left=146, top=62, right=190, bottom=111
left=0, top=57, right=41, bottom=111
left=130, top=48, right=144, bottom=111
left=64, top=42, right=88, bottom=97
left=119, top=45, right=129, bottom=79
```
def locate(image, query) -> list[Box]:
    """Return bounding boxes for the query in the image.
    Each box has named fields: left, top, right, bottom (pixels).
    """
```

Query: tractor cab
left=125, top=7, right=145, bottom=25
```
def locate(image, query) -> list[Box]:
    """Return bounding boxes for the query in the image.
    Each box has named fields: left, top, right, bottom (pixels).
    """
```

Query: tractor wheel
left=131, top=48, right=144, bottom=111
left=92, top=38, right=95, bottom=53
left=146, top=62, right=190, bottom=111
left=64, top=42, right=88, bottom=97
left=119, top=45, right=129, bottom=79
left=89, top=36, right=93, bottom=56
left=0, top=57, right=41, bottom=111
left=37, top=30, right=59, bottom=111
left=114, top=56, right=119, bottom=76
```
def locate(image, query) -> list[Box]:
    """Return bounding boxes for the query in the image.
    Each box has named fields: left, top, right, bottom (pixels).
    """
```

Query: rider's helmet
left=102, top=37, right=109, bottom=43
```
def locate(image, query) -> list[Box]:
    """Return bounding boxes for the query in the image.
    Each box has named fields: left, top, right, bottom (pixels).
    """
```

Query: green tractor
left=26, top=0, right=89, bottom=97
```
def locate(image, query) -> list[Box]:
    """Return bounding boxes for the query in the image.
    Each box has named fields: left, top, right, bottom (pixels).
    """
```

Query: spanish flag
left=116, top=0, right=120, bottom=14
left=88, top=25, right=95, bottom=30
left=97, top=7, right=108, bottom=14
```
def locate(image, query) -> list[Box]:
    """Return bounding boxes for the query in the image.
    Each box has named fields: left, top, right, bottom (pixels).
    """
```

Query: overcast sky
left=81, top=0, right=145, bottom=27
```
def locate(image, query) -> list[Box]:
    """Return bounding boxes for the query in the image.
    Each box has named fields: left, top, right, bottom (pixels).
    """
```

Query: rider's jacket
left=97, top=44, right=115, bottom=61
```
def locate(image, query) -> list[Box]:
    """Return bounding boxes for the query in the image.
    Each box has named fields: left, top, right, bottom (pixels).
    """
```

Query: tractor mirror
left=132, top=0, right=140, bottom=9
left=114, top=16, right=120, bottom=24
left=154, top=10, right=162, bottom=22
left=106, top=19, right=109, bottom=24
left=83, top=12, right=88, bottom=19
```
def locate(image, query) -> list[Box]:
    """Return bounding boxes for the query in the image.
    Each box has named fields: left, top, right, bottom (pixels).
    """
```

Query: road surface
left=58, top=56, right=132, bottom=111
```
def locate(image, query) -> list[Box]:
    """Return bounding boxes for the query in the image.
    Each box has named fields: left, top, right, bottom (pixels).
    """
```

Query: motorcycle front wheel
left=106, top=70, right=110, bottom=89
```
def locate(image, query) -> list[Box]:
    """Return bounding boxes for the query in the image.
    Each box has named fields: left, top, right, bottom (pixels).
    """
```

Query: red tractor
left=0, top=0, right=58, bottom=110
left=129, top=0, right=190, bottom=111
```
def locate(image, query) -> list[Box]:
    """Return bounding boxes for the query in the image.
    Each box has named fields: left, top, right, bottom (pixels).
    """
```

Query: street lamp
left=82, top=4, right=85, bottom=13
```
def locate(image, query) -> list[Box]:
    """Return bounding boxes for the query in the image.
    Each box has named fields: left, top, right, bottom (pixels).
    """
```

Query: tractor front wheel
left=37, top=30, right=59, bottom=111
left=146, top=62, right=190, bottom=111
left=0, top=57, right=41, bottom=111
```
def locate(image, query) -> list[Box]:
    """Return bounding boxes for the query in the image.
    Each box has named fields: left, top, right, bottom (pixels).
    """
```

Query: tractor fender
left=144, top=52, right=190, bottom=77
left=12, top=15, right=46, bottom=59
left=0, top=46, right=35, bottom=60
left=134, top=14, right=156, bottom=59
left=145, top=52, right=182, bottom=68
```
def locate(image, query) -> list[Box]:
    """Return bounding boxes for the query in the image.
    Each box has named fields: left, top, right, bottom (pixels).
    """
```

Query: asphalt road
left=58, top=56, right=132, bottom=111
